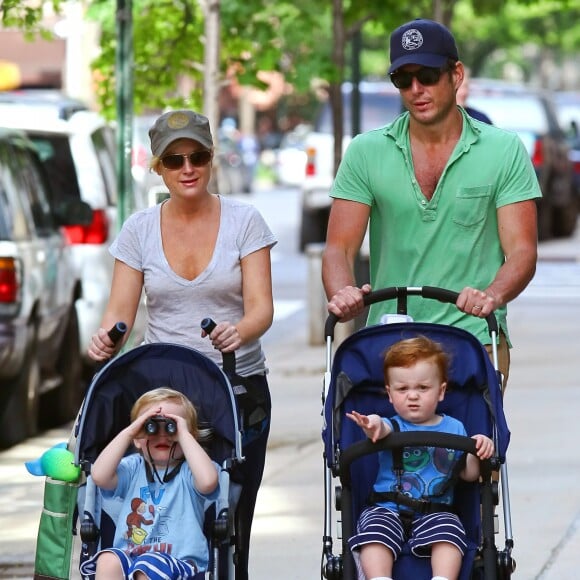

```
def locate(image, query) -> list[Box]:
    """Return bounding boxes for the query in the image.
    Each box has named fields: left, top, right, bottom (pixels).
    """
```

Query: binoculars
left=144, top=415, right=177, bottom=435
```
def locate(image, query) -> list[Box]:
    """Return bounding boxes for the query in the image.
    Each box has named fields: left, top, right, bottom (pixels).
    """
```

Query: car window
left=13, top=146, right=55, bottom=235
left=91, top=127, right=118, bottom=206
left=26, top=133, right=83, bottom=204
left=316, top=90, right=403, bottom=135
left=0, top=142, right=31, bottom=241
left=467, top=94, right=549, bottom=133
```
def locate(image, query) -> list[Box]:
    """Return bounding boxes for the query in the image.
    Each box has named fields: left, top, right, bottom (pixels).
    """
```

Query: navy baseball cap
left=388, top=19, right=459, bottom=74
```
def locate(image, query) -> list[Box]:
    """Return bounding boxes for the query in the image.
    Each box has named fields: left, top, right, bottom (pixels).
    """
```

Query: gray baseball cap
left=149, top=110, right=214, bottom=156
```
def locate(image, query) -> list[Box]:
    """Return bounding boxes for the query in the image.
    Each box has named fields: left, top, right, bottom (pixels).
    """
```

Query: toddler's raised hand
left=346, top=411, right=386, bottom=442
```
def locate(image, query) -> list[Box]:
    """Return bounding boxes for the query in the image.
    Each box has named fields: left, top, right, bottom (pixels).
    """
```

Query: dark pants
left=231, top=374, right=271, bottom=580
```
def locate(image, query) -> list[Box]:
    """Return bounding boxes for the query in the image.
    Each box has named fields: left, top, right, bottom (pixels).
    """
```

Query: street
left=1, top=184, right=580, bottom=579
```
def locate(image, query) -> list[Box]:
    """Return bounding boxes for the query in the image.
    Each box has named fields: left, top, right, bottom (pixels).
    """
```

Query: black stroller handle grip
left=108, top=321, right=128, bottom=344
left=324, top=286, right=498, bottom=340
left=200, top=318, right=237, bottom=378
left=339, top=431, right=480, bottom=485
left=94, top=322, right=127, bottom=373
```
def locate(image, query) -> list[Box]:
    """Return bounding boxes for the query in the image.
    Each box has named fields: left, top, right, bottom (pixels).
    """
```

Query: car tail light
left=0, top=258, right=19, bottom=303
left=62, top=209, right=109, bottom=244
left=305, top=147, right=317, bottom=176
left=531, top=139, right=544, bottom=168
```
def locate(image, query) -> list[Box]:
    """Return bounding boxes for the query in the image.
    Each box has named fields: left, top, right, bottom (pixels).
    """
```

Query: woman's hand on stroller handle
left=88, top=322, right=127, bottom=362
left=201, top=317, right=241, bottom=352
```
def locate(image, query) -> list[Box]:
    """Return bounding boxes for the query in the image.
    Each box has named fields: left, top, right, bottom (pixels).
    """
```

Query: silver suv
left=299, top=81, right=403, bottom=250
left=0, top=128, right=92, bottom=448
left=0, top=106, right=120, bottom=377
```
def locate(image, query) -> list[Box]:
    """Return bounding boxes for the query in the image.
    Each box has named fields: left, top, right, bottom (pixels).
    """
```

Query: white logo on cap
left=401, top=29, right=423, bottom=51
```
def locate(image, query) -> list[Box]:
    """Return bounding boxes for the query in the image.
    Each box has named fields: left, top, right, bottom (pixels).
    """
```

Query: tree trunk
left=331, top=0, right=345, bottom=177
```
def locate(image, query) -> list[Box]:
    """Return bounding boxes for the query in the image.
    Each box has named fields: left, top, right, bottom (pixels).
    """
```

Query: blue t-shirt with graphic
left=103, top=454, right=219, bottom=569
left=374, top=414, right=466, bottom=510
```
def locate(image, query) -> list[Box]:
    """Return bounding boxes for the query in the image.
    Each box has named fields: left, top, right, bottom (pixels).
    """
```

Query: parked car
left=0, top=106, right=120, bottom=376
left=299, top=81, right=403, bottom=250
left=554, top=91, right=580, bottom=201
left=0, top=128, right=92, bottom=448
left=467, top=80, right=577, bottom=240
left=0, top=89, right=88, bottom=120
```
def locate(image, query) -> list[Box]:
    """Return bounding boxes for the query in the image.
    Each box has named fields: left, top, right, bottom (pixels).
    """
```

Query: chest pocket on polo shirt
left=453, top=185, right=492, bottom=227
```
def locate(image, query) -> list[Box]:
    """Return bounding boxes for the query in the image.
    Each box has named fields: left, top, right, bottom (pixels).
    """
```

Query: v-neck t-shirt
left=110, top=195, right=277, bottom=375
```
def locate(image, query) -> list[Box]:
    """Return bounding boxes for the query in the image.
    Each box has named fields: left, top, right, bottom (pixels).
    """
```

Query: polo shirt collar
left=383, top=107, right=480, bottom=152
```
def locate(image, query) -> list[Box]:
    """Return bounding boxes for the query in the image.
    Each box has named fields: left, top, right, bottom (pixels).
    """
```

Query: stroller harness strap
left=368, top=490, right=455, bottom=516
left=373, top=417, right=465, bottom=517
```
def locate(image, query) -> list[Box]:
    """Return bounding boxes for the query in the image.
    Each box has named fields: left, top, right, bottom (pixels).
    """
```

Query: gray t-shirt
left=110, top=195, right=277, bottom=376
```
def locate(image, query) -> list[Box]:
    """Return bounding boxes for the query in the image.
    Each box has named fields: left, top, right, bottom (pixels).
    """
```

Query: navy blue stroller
left=72, top=341, right=244, bottom=580
left=320, top=287, right=515, bottom=580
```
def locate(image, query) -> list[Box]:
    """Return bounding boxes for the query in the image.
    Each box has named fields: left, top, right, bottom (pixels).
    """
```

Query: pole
left=115, top=0, right=134, bottom=227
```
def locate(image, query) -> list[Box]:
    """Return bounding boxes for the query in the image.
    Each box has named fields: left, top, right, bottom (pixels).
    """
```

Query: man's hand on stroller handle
left=327, top=284, right=372, bottom=322
left=456, top=286, right=499, bottom=319
left=347, top=411, right=389, bottom=442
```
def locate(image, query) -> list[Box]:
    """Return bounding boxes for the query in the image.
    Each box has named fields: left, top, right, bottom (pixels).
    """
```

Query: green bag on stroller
left=33, top=477, right=79, bottom=580
left=25, top=442, right=82, bottom=580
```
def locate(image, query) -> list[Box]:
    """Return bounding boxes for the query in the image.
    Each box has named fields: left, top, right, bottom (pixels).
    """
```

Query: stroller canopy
left=74, top=343, right=242, bottom=468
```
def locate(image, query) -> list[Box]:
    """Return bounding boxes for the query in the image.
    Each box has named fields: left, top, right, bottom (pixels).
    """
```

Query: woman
left=88, top=109, right=276, bottom=580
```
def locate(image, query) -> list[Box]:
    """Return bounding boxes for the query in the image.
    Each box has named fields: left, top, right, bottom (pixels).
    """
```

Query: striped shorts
left=79, top=548, right=206, bottom=579
left=348, top=505, right=467, bottom=558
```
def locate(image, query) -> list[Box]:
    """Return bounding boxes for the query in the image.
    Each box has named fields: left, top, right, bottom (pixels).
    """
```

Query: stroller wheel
left=323, top=555, right=342, bottom=580
left=497, top=549, right=516, bottom=579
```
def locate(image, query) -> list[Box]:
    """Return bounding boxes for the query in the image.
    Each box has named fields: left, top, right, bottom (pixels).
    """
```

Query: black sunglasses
left=390, top=65, right=452, bottom=90
left=160, top=150, right=212, bottom=170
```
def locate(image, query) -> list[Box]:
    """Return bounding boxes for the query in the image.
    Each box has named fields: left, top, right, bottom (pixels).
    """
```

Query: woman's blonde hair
left=131, top=387, right=199, bottom=439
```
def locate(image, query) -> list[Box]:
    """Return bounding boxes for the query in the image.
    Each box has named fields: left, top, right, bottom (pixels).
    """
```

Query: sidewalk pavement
left=1, top=230, right=580, bottom=579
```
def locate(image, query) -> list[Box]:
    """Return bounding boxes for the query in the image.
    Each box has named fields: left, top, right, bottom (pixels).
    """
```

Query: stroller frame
left=71, top=341, right=245, bottom=580
left=320, top=286, right=515, bottom=580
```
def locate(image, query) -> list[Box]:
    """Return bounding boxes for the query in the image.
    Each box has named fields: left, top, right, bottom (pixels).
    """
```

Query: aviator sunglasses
left=390, top=64, right=453, bottom=90
left=160, top=149, right=212, bottom=170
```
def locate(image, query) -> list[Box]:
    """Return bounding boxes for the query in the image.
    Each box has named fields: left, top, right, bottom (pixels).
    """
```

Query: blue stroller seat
left=320, top=287, right=514, bottom=580
left=74, top=343, right=244, bottom=580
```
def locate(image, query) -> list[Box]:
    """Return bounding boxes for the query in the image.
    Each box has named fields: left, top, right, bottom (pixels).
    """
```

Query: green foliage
left=1, top=0, right=63, bottom=39
left=87, top=0, right=206, bottom=118
left=3, top=0, right=580, bottom=119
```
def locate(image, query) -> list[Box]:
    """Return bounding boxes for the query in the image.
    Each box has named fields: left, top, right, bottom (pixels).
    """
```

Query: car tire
left=41, top=305, right=83, bottom=427
left=299, top=208, right=329, bottom=252
left=0, top=325, right=40, bottom=448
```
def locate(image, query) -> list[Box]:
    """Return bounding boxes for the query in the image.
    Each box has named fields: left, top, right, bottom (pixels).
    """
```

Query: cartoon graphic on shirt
left=433, top=446, right=460, bottom=473
left=126, top=497, right=155, bottom=545
left=402, top=446, right=430, bottom=471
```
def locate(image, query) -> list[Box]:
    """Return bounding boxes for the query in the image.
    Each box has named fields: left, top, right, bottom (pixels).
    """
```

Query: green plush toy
left=25, top=442, right=81, bottom=482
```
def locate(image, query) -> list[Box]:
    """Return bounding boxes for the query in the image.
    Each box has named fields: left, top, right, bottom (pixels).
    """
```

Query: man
left=322, top=18, right=541, bottom=385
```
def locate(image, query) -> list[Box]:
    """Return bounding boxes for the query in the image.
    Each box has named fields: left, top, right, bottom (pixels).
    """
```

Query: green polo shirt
left=330, top=109, right=541, bottom=345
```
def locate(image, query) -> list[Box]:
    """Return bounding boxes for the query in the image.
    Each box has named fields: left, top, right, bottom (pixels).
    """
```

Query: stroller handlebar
left=324, top=285, right=498, bottom=340
left=339, top=431, right=487, bottom=485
